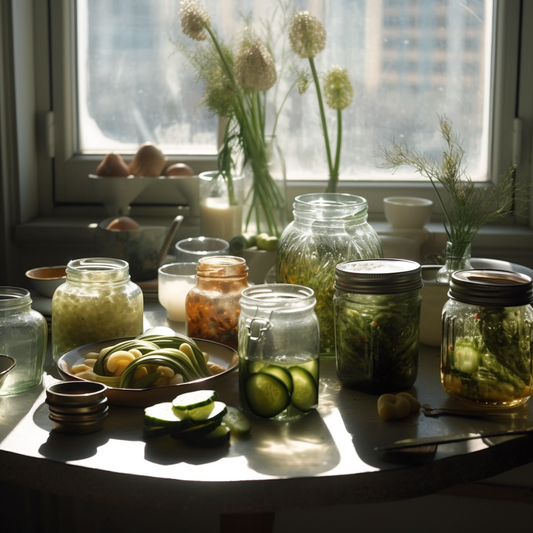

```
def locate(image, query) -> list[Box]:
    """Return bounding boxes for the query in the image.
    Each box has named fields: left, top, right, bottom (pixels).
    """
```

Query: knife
left=374, top=426, right=533, bottom=451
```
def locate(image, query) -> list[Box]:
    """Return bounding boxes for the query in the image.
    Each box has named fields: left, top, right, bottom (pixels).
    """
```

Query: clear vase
left=435, top=241, right=472, bottom=283
left=199, top=171, right=244, bottom=243
left=243, top=135, right=287, bottom=237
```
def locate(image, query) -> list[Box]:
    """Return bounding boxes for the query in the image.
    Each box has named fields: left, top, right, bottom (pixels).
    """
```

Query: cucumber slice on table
left=170, top=401, right=228, bottom=439
left=172, top=389, right=218, bottom=421
left=222, top=406, right=251, bottom=437
left=289, top=367, right=318, bottom=412
left=183, top=424, right=231, bottom=448
left=245, top=373, right=290, bottom=418
left=144, top=402, right=193, bottom=430
left=143, top=425, right=170, bottom=439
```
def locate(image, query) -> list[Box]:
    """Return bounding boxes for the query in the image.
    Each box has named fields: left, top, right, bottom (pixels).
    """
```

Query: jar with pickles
left=186, top=256, right=249, bottom=350
left=276, top=193, right=382, bottom=357
left=442, top=269, right=533, bottom=407
left=52, top=258, right=143, bottom=362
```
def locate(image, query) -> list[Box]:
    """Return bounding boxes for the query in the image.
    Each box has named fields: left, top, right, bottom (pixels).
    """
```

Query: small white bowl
left=384, top=197, right=433, bottom=229
left=25, top=265, right=67, bottom=298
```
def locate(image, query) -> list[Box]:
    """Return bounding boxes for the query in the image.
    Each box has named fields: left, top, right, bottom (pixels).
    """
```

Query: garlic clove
left=95, top=153, right=131, bottom=177
left=129, top=143, right=166, bottom=177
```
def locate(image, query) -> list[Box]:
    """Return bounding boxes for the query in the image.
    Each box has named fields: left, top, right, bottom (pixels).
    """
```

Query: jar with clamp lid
left=333, top=259, right=423, bottom=393
left=238, top=284, right=320, bottom=421
left=0, top=287, right=48, bottom=396
left=186, top=256, right=249, bottom=350
left=52, top=258, right=143, bottom=362
left=442, top=269, right=533, bottom=407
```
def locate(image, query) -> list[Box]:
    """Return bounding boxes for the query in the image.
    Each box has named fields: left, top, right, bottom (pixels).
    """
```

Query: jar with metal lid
left=238, top=284, right=319, bottom=421
left=276, top=193, right=383, bottom=358
left=0, top=287, right=48, bottom=396
left=186, top=256, right=249, bottom=350
left=333, top=259, right=422, bottom=393
left=441, top=269, right=533, bottom=407
left=52, top=258, right=143, bottom=362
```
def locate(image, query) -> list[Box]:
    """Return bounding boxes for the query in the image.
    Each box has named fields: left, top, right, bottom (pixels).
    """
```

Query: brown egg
left=165, top=163, right=195, bottom=177
left=105, top=216, right=141, bottom=231
left=129, top=143, right=166, bottom=177
left=95, top=153, right=131, bottom=177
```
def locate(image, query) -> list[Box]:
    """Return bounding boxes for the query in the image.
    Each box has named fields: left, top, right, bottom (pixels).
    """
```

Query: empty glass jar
left=442, top=269, right=533, bottom=407
left=52, top=258, right=143, bottom=362
left=0, top=287, right=48, bottom=395
left=238, top=284, right=319, bottom=421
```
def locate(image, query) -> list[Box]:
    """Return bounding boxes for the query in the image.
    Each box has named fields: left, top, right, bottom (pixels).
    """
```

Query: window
left=41, top=0, right=530, bottom=221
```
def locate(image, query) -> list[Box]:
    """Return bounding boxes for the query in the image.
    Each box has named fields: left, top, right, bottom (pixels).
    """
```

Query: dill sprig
left=375, top=115, right=517, bottom=258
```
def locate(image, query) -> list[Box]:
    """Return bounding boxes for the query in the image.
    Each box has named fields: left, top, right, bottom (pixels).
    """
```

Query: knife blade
left=374, top=426, right=533, bottom=452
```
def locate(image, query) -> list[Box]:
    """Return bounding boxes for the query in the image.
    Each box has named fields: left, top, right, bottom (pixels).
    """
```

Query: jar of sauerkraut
left=442, top=269, right=533, bottom=407
left=52, top=258, right=143, bottom=362
left=186, top=256, right=249, bottom=350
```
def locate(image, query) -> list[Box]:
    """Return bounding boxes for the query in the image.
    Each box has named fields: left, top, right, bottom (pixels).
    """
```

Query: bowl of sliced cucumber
left=57, top=330, right=239, bottom=407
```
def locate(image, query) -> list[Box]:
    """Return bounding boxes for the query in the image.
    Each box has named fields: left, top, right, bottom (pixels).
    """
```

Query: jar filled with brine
left=442, top=269, right=533, bottom=407
left=276, top=193, right=383, bottom=358
left=52, top=258, right=143, bottom=362
left=334, top=259, right=423, bottom=393
left=186, top=256, right=248, bottom=350
left=0, top=287, right=48, bottom=395
left=238, top=284, right=320, bottom=421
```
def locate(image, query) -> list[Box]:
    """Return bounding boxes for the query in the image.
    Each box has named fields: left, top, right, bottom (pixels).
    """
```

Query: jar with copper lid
left=186, top=256, right=249, bottom=350
left=442, top=269, right=533, bottom=407
left=52, top=258, right=143, bottom=362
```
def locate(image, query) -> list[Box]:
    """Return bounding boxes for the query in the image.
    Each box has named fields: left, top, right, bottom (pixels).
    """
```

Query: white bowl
left=25, top=265, right=67, bottom=298
left=384, top=197, right=433, bottom=229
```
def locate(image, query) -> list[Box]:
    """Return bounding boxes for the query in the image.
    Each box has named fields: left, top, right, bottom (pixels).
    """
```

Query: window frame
left=37, top=0, right=531, bottom=227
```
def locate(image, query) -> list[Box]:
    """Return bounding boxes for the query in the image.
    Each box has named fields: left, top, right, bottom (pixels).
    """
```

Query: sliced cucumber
left=222, top=406, right=251, bottom=437
left=300, top=358, right=319, bottom=382
left=169, top=401, right=228, bottom=439
left=245, top=373, right=290, bottom=418
left=183, top=424, right=231, bottom=448
left=144, top=402, right=193, bottom=430
left=289, top=367, right=318, bottom=412
left=172, top=390, right=218, bottom=421
left=143, top=425, right=169, bottom=439
left=259, top=365, right=294, bottom=395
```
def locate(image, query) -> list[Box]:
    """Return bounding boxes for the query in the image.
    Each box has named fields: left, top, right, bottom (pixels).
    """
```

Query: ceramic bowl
left=384, top=197, right=433, bottom=229
left=25, top=265, right=67, bottom=298
left=0, top=354, right=16, bottom=388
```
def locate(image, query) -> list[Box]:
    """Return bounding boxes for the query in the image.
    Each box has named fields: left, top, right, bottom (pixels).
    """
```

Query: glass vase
left=276, top=193, right=383, bottom=358
left=243, top=135, right=287, bottom=237
left=199, top=171, right=244, bottom=243
left=436, top=241, right=472, bottom=283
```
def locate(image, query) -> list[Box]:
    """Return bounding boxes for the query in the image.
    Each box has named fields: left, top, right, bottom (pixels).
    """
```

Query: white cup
left=158, top=262, right=197, bottom=322
left=175, top=236, right=229, bottom=263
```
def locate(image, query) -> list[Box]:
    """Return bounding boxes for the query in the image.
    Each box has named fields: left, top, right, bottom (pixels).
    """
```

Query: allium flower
left=323, top=66, right=353, bottom=110
left=179, top=0, right=211, bottom=41
left=288, top=11, right=326, bottom=59
left=235, top=40, right=277, bottom=93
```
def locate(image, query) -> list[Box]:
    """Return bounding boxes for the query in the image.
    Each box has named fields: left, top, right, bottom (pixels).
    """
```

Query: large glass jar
left=334, top=259, right=422, bottom=393
left=442, top=269, right=533, bottom=407
left=186, top=256, right=249, bottom=350
left=0, top=287, right=48, bottom=396
left=276, top=193, right=383, bottom=357
left=238, top=284, right=319, bottom=421
left=52, top=258, right=143, bottom=362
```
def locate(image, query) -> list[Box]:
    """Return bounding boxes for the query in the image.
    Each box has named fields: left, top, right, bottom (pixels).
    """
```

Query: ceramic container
left=383, top=197, right=433, bottom=229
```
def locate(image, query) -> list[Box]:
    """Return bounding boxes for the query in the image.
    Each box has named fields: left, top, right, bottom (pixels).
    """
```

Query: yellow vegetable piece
left=112, top=359, right=131, bottom=377
left=396, top=392, right=421, bottom=412
left=133, top=366, right=149, bottom=382
left=71, top=363, right=94, bottom=374
left=106, top=350, right=135, bottom=373
left=179, top=343, right=195, bottom=360
left=156, top=365, right=175, bottom=378
left=377, top=393, right=411, bottom=420
left=129, top=348, right=143, bottom=359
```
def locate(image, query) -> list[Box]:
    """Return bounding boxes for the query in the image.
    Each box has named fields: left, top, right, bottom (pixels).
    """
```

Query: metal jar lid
left=335, top=259, right=423, bottom=294
left=449, top=269, right=533, bottom=306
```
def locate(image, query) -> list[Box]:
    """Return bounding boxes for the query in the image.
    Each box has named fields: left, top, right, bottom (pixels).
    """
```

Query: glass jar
left=436, top=241, right=473, bottom=283
left=0, top=287, right=48, bottom=396
left=238, top=284, right=319, bottom=421
left=199, top=170, right=244, bottom=243
left=276, top=193, right=383, bottom=357
left=334, top=259, right=422, bottom=393
left=186, top=256, right=249, bottom=350
left=442, top=269, right=533, bottom=407
left=52, top=258, right=143, bottom=362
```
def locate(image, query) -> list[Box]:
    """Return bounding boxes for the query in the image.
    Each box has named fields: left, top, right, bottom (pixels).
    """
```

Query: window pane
left=77, top=0, right=493, bottom=180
